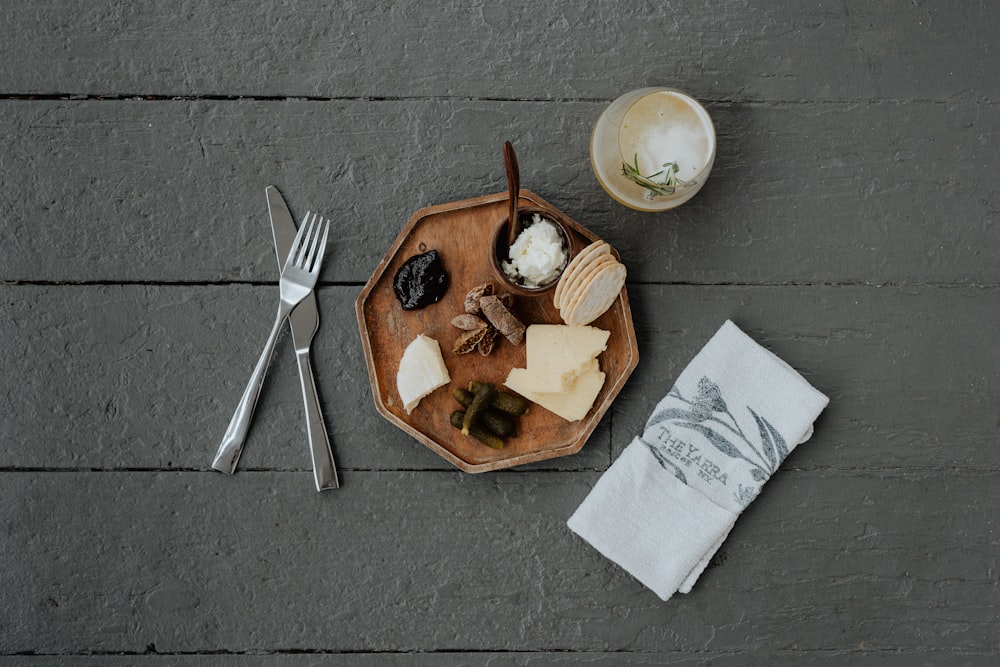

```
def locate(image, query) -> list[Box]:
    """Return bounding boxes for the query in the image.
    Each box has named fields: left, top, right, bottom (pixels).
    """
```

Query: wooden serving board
left=355, top=190, right=638, bottom=472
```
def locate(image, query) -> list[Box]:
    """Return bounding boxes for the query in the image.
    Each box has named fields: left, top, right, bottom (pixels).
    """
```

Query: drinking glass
left=590, top=87, right=716, bottom=212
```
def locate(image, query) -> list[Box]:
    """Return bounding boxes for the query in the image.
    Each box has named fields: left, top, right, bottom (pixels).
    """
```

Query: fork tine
left=286, top=212, right=315, bottom=271
left=307, top=218, right=330, bottom=274
left=303, top=216, right=327, bottom=271
left=301, top=212, right=321, bottom=266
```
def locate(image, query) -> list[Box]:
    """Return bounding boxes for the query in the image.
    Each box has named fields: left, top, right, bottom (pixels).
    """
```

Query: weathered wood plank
left=5, top=651, right=998, bottom=665
left=0, top=284, right=609, bottom=472
left=2, top=284, right=996, bottom=471
left=2, top=99, right=997, bottom=285
left=2, top=1, right=996, bottom=663
left=0, top=1, right=995, bottom=102
left=615, top=283, right=1000, bottom=470
left=2, top=471, right=998, bottom=654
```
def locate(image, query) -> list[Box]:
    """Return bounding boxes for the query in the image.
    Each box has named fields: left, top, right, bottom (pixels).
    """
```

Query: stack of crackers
left=553, top=241, right=627, bottom=326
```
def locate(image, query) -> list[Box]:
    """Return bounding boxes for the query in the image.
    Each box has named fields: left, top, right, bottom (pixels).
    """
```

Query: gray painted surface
left=8, top=656, right=1000, bottom=667
left=1, top=1, right=996, bottom=102
left=2, top=0, right=998, bottom=664
left=2, top=284, right=996, bottom=471
left=4, top=471, right=998, bottom=654
left=2, top=99, right=998, bottom=285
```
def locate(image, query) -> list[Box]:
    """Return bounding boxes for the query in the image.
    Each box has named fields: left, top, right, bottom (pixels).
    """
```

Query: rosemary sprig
left=621, top=154, right=685, bottom=199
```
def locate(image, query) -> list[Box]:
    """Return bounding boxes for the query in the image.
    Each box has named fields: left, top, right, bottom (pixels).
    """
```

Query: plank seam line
left=0, top=466, right=997, bottom=475
left=4, top=648, right=997, bottom=657
left=643, top=280, right=1000, bottom=289
left=0, top=93, right=987, bottom=106
left=0, top=467, right=609, bottom=474
left=4, top=279, right=999, bottom=289
left=2, top=279, right=366, bottom=288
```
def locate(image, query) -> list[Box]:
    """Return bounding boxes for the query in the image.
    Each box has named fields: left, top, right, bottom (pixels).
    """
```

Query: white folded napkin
left=567, top=320, right=829, bottom=601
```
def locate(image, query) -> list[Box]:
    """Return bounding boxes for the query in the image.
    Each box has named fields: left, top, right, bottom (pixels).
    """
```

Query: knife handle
left=296, top=349, right=339, bottom=491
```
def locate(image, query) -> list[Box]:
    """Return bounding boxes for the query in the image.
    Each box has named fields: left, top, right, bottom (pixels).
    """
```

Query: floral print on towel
left=640, top=377, right=787, bottom=509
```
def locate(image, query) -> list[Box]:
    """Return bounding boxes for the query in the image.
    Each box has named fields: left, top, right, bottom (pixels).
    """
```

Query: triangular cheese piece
left=504, top=364, right=606, bottom=422
left=521, top=324, right=609, bottom=392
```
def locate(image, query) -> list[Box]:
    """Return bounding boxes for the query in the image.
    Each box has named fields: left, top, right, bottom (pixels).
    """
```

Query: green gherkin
left=450, top=411, right=505, bottom=449
left=462, top=383, right=497, bottom=435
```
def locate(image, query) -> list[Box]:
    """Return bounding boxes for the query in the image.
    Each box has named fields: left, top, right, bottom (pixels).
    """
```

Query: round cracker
left=560, top=254, right=616, bottom=321
left=552, top=241, right=603, bottom=308
left=557, top=249, right=614, bottom=314
left=564, top=261, right=627, bottom=326
left=553, top=241, right=609, bottom=309
left=563, top=260, right=625, bottom=326
left=559, top=254, right=617, bottom=319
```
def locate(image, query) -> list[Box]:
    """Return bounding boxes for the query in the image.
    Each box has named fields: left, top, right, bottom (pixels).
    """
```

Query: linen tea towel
left=567, top=320, right=829, bottom=601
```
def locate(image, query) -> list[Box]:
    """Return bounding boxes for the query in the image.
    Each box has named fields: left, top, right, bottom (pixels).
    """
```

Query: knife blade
left=267, top=186, right=339, bottom=490
left=268, top=187, right=319, bottom=343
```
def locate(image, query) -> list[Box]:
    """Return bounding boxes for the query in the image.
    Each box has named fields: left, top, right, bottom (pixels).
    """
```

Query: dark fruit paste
left=393, top=249, right=449, bottom=310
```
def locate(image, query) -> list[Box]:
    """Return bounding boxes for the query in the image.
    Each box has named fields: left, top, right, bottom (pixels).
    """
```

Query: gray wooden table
left=3, top=2, right=998, bottom=664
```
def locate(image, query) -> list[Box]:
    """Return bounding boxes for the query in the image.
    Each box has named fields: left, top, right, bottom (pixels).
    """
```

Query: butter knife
left=267, top=186, right=339, bottom=491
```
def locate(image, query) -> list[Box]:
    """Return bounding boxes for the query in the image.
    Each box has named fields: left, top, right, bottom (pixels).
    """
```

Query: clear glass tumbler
left=590, top=87, right=716, bottom=212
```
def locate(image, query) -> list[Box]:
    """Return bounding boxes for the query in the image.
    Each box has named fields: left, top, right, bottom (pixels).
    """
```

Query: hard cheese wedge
left=396, top=334, right=450, bottom=415
left=505, top=365, right=606, bottom=423
left=522, top=324, right=610, bottom=392
left=503, top=323, right=609, bottom=422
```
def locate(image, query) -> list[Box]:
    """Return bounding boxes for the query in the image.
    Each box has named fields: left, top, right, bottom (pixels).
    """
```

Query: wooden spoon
left=503, top=141, right=520, bottom=249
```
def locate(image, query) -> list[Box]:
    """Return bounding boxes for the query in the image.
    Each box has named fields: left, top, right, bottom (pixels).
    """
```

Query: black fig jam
left=393, top=249, right=449, bottom=310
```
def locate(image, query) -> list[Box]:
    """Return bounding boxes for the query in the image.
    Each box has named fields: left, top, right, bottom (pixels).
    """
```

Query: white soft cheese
left=501, top=215, right=568, bottom=287
left=396, top=334, right=450, bottom=415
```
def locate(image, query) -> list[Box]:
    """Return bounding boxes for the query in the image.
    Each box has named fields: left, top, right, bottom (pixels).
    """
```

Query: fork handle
left=296, top=349, right=339, bottom=491
left=212, top=306, right=289, bottom=474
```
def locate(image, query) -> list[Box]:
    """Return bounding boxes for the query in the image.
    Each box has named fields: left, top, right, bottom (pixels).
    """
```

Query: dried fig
left=453, top=326, right=490, bottom=354
left=464, top=282, right=494, bottom=315
left=477, top=327, right=498, bottom=356
left=479, top=295, right=525, bottom=345
left=450, top=314, right=486, bottom=331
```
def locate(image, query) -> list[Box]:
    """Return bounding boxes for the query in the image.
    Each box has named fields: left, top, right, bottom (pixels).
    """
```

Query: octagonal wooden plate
left=355, top=190, right=638, bottom=472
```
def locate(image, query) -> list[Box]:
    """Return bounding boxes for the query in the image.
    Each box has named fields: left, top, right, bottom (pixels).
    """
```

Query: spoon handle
left=503, top=141, right=520, bottom=249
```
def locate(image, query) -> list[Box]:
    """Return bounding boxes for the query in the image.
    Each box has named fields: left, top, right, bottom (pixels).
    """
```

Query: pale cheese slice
left=522, top=324, right=610, bottom=392
left=396, top=334, right=450, bottom=415
left=504, top=364, right=606, bottom=422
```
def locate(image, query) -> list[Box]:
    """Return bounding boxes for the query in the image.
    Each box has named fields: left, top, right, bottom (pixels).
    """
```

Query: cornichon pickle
left=468, top=381, right=529, bottom=416
left=451, top=389, right=517, bottom=437
left=481, top=411, right=516, bottom=438
left=450, top=410, right=505, bottom=449
left=462, top=383, right=497, bottom=435
left=452, top=387, right=476, bottom=406
left=490, top=392, right=529, bottom=417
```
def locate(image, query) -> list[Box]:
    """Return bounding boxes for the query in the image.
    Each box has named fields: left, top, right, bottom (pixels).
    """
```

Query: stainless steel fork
left=212, top=212, right=330, bottom=475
